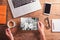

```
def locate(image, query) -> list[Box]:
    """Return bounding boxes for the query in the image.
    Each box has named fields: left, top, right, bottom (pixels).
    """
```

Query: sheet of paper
left=0, top=5, right=7, bottom=24
left=52, top=19, right=60, bottom=32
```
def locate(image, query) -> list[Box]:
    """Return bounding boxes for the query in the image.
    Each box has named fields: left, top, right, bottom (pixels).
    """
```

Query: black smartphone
left=44, top=3, right=51, bottom=15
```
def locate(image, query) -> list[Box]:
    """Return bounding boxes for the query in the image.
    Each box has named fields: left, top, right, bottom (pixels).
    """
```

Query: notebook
left=0, top=5, right=7, bottom=24
left=52, top=19, right=60, bottom=32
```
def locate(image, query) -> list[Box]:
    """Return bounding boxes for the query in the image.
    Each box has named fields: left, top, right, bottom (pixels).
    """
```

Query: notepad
left=52, top=19, right=60, bottom=32
left=0, top=5, right=7, bottom=24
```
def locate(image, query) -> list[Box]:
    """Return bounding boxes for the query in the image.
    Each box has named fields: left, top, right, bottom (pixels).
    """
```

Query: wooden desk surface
left=2, top=0, right=60, bottom=40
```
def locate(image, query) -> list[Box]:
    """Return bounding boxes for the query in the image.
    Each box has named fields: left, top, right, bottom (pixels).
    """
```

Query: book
left=0, top=5, right=7, bottom=24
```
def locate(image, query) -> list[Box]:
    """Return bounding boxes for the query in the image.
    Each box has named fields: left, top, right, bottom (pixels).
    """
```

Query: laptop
left=8, top=0, right=41, bottom=18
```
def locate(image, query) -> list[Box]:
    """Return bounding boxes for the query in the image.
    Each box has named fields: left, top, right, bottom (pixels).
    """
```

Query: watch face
left=12, top=0, right=36, bottom=8
left=21, top=17, right=38, bottom=30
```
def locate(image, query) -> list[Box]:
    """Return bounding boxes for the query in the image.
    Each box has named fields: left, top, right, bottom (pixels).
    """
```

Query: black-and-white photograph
left=12, top=0, right=35, bottom=8
left=21, top=17, right=38, bottom=30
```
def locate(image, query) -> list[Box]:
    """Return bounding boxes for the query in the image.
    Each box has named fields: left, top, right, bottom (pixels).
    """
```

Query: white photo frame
left=21, top=17, right=38, bottom=30
left=8, top=0, right=41, bottom=18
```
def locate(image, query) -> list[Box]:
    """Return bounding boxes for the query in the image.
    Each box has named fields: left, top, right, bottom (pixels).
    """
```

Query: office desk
left=2, top=0, right=60, bottom=40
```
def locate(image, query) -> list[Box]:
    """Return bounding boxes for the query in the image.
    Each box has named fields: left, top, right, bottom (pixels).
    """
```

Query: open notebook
left=52, top=19, right=60, bottom=32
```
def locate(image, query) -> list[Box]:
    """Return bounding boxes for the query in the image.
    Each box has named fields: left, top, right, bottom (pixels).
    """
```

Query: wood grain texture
left=2, top=0, right=60, bottom=40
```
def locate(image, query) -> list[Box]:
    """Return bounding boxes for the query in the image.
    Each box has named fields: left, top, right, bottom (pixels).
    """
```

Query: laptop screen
left=12, top=0, right=35, bottom=8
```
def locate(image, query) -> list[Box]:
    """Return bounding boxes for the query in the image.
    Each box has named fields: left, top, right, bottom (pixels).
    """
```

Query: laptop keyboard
left=12, top=0, right=35, bottom=8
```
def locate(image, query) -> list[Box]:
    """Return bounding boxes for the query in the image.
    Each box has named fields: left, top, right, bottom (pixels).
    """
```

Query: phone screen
left=44, top=3, right=51, bottom=14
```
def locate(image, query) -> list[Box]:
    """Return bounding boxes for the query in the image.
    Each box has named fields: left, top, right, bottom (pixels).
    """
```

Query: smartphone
left=44, top=3, right=51, bottom=15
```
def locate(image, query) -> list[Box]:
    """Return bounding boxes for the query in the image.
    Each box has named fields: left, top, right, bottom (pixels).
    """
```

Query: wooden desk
left=2, top=0, right=60, bottom=40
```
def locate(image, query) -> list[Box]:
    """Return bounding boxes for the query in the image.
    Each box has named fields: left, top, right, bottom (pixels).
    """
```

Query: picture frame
left=20, top=17, right=38, bottom=30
